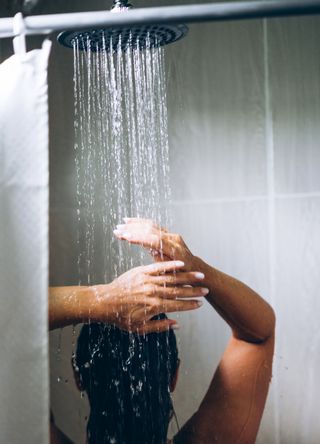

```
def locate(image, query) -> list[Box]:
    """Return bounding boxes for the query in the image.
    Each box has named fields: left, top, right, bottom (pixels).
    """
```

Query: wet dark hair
left=75, top=314, right=179, bottom=444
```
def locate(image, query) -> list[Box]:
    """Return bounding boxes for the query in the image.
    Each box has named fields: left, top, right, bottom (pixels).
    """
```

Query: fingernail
left=116, top=224, right=126, bottom=230
left=123, top=217, right=130, bottom=222
left=197, top=300, right=204, bottom=307
left=200, top=288, right=209, bottom=295
left=175, top=261, right=184, bottom=267
left=113, top=229, right=131, bottom=239
left=194, top=272, right=205, bottom=280
left=171, top=324, right=180, bottom=330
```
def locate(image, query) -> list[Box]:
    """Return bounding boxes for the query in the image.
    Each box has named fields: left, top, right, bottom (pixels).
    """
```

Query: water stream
left=73, top=34, right=171, bottom=285
left=72, top=34, right=175, bottom=441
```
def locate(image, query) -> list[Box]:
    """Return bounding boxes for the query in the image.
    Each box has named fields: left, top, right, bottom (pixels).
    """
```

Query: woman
left=49, top=256, right=207, bottom=443
left=74, top=218, right=275, bottom=444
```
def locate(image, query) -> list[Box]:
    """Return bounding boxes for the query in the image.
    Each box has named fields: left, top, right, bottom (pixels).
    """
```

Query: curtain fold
left=0, top=40, right=51, bottom=444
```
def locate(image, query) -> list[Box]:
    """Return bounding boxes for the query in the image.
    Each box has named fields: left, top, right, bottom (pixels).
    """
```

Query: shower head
left=57, top=0, right=188, bottom=52
left=58, top=24, right=188, bottom=52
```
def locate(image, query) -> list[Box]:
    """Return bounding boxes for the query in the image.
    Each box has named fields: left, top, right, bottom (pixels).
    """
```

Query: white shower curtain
left=0, top=40, right=51, bottom=444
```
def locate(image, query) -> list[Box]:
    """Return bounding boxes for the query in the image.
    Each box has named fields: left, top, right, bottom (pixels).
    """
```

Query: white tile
left=166, top=21, right=267, bottom=201
left=50, top=209, right=79, bottom=285
left=273, top=196, right=320, bottom=443
left=269, top=17, right=320, bottom=194
left=50, top=326, right=89, bottom=444
left=49, top=42, right=77, bottom=210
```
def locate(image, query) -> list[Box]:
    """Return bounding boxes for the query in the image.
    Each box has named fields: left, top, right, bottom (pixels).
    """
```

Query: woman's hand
left=113, top=218, right=199, bottom=271
left=90, top=260, right=208, bottom=335
left=113, top=218, right=275, bottom=341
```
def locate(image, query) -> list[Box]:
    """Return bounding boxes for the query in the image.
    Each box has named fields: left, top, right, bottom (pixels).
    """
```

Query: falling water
left=73, top=34, right=171, bottom=284
left=72, top=33, right=175, bottom=441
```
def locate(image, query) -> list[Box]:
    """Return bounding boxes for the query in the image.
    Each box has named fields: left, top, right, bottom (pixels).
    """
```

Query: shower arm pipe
left=1, top=0, right=320, bottom=39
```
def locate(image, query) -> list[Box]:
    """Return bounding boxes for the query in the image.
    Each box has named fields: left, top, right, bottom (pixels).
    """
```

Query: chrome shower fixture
left=57, top=0, right=188, bottom=52
left=111, top=0, right=133, bottom=12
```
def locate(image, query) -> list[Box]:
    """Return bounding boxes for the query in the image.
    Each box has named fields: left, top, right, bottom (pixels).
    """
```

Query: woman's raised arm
left=49, top=261, right=206, bottom=333
left=114, top=218, right=275, bottom=444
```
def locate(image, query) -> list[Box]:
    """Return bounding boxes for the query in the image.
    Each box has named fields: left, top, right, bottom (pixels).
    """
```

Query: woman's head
left=75, top=314, right=179, bottom=444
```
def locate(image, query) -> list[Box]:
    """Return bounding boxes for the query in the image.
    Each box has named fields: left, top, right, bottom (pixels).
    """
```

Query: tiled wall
left=166, top=14, right=320, bottom=444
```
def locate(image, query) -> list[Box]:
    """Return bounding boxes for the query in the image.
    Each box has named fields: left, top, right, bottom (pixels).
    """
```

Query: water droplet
left=72, top=34, right=172, bottom=415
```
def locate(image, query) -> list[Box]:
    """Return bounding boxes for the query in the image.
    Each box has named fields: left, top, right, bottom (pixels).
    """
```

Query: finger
left=143, top=260, right=185, bottom=275
left=114, top=228, right=161, bottom=249
left=123, top=218, right=168, bottom=232
left=123, top=217, right=153, bottom=224
left=156, top=286, right=209, bottom=299
left=152, top=271, right=205, bottom=286
left=149, top=298, right=203, bottom=314
left=152, top=255, right=168, bottom=263
left=150, top=249, right=171, bottom=262
left=134, top=319, right=179, bottom=335
left=113, top=225, right=178, bottom=261
left=118, top=223, right=169, bottom=239
left=115, top=221, right=169, bottom=242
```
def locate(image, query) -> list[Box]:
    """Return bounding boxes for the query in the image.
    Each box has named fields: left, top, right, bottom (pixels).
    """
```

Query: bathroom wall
left=1, top=1, right=320, bottom=443
left=165, top=14, right=320, bottom=444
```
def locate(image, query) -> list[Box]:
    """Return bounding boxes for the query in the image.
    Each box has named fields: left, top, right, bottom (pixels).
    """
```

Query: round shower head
left=57, top=23, right=188, bottom=52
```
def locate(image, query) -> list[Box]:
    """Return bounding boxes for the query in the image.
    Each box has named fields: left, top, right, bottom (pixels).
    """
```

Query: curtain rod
left=0, top=0, right=320, bottom=39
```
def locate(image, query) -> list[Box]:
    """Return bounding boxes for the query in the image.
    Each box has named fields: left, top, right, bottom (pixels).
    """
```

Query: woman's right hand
left=89, top=260, right=208, bottom=334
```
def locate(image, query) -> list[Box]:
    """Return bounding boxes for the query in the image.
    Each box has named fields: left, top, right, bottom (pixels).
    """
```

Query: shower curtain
left=0, top=40, right=51, bottom=443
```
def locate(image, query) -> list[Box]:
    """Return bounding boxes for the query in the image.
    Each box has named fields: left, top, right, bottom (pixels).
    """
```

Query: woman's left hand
left=113, top=218, right=200, bottom=272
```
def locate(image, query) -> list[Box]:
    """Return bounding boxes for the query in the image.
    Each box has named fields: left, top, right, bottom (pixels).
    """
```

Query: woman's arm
left=192, top=259, right=275, bottom=343
left=50, top=413, right=74, bottom=444
left=114, top=218, right=275, bottom=341
left=174, top=264, right=275, bottom=444
left=114, top=218, right=275, bottom=444
left=49, top=261, right=207, bottom=333
left=49, top=286, right=92, bottom=330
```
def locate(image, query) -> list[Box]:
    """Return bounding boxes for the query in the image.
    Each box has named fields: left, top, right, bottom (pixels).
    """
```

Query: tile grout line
left=169, top=191, right=320, bottom=207
left=263, top=18, right=280, bottom=444
left=49, top=191, right=320, bottom=213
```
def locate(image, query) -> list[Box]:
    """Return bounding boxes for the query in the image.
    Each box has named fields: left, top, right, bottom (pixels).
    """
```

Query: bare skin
left=49, top=260, right=207, bottom=443
left=114, top=218, right=276, bottom=444
left=50, top=413, right=73, bottom=444
left=49, top=261, right=207, bottom=333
